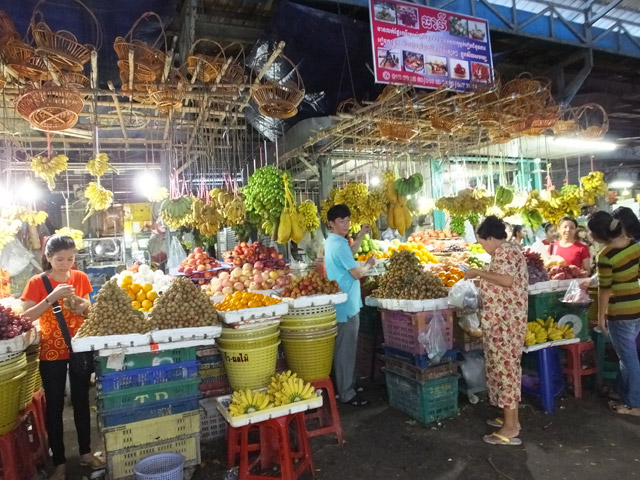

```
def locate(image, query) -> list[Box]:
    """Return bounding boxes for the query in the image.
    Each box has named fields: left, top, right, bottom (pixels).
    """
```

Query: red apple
left=270, top=252, right=279, bottom=259
left=177, top=266, right=185, bottom=273
left=204, top=271, right=213, bottom=279
left=233, top=257, right=243, bottom=266
left=194, top=247, right=203, bottom=254
left=184, top=267, right=194, bottom=275
left=197, top=265, right=206, bottom=272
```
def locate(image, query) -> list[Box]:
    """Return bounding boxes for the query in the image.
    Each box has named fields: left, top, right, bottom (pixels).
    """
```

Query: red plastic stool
left=20, top=398, right=48, bottom=466
left=560, top=341, right=598, bottom=399
left=304, top=378, right=344, bottom=444
left=228, top=413, right=315, bottom=480
left=0, top=417, right=39, bottom=480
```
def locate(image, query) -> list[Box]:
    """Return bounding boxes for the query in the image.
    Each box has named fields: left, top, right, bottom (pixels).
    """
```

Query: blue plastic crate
left=98, top=361, right=199, bottom=392
left=99, top=394, right=200, bottom=428
left=383, top=345, right=458, bottom=368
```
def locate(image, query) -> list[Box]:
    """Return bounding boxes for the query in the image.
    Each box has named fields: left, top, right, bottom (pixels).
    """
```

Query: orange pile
left=436, top=267, right=464, bottom=288
left=121, top=276, right=158, bottom=312
left=214, top=291, right=281, bottom=311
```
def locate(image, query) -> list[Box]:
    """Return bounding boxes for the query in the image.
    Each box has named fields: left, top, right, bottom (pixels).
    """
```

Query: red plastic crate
left=380, top=309, right=454, bottom=355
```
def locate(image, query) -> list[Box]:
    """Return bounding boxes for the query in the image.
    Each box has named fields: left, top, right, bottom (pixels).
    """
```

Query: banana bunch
left=55, top=227, right=84, bottom=249
left=382, top=170, right=397, bottom=203
left=192, top=198, right=223, bottom=237
left=268, top=371, right=316, bottom=406
left=527, top=322, right=548, bottom=344
left=536, top=188, right=581, bottom=225
left=225, top=197, right=246, bottom=226
left=145, top=186, right=169, bottom=203
left=19, top=209, right=47, bottom=227
left=520, top=209, right=544, bottom=232
left=87, top=153, right=117, bottom=178
left=581, top=171, right=607, bottom=205
left=394, top=173, right=423, bottom=196
left=495, top=186, right=514, bottom=208
left=84, top=182, right=114, bottom=221
left=296, top=201, right=320, bottom=233
left=277, top=175, right=303, bottom=244
left=229, top=389, right=272, bottom=416
left=435, top=188, right=494, bottom=218
left=0, top=217, right=22, bottom=250
left=31, top=154, right=68, bottom=190
left=527, top=317, right=574, bottom=346
left=161, top=196, right=194, bottom=230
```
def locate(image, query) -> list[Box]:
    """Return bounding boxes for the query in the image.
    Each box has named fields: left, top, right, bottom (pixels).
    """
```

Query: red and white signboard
left=369, top=0, right=494, bottom=91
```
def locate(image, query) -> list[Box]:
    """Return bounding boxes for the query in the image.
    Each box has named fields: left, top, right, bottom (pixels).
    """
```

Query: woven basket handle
left=189, top=38, right=225, bottom=58
left=576, top=103, right=609, bottom=131
left=29, top=0, right=103, bottom=50
left=125, top=11, right=167, bottom=52
left=252, top=52, right=304, bottom=90
left=224, top=42, right=246, bottom=67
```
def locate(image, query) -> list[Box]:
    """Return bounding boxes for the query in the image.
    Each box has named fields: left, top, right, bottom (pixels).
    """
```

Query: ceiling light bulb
left=370, top=176, right=380, bottom=187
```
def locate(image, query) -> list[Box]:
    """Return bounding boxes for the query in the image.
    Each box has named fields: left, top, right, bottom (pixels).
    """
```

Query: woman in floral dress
left=465, top=216, right=528, bottom=445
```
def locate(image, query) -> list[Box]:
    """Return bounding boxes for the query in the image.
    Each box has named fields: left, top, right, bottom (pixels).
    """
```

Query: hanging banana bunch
left=145, top=186, right=169, bottom=203
left=296, top=201, right=320, bottom=233
left=160, top=196, right=195, bottom=230
left=276, top=175, right=303, bottom=244
left=192, top=197, right=223, bottom=237
left=87, top=152, right=118, bottom=178
left=55, top=227, right=84, bottom=249
left=31, top=154, right=68, bottom=190
left=83, top=182, right=114, bottom=222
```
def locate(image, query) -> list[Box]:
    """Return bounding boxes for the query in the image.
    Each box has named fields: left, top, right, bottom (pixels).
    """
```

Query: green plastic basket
left=218, top=341, right=280, bottom=390
left=98, top=377, right=199, bottom=411
left=96, top=347, right=197, bottom=374
left=280, top=332, right=337, bottom=382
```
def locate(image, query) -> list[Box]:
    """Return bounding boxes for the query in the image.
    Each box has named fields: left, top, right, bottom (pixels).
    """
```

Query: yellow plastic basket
left=0, top=353, right=27, bottom=383
left=219, top=323, right=279, bottom=340
left=283, top=304, right=336, bottom=318
left=19, top=352, right=40, bottom=410
left=216, top=331, right=280, bottom=350
left=281, top=332, right=337, bottom=382
left=0, top=370, right=27, bottom=434
left=280, top=318, right=337, bottom=334
left=218, top=341, right=280, bottom=390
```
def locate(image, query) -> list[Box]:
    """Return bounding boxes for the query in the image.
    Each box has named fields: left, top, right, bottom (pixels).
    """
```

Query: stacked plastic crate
left=380, top=305, right=459, bottom=425
left=96, top=347, right=202, bottom=480
left=197, top=345, right=229, bottom=443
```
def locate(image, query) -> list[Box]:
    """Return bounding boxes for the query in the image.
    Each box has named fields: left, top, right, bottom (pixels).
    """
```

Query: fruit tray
left=215, top=390, right=322, bottom=428
left=280, top=293, right=347, bottom=309
left=71, top=333, right=151, bottom=353
left=96, top=339, right=215, bottom=359
left=528, top=279, right=575, bottom=294
left=218, top=303, right=289, bottom=324
left=0, top=328, right=37, bottom=355
left=523, top=337, right=579, bottom=353
left=365, top=296, right=450, bottom=313
left=151, top=325, right=222, bottom=344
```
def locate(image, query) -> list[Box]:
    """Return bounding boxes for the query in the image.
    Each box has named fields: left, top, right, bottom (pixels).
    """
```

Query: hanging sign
left=369, top=0, right=493, bottom=91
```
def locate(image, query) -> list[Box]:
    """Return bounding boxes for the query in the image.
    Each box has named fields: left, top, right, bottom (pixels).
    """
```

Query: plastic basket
left=102, top=410, right=200, bottom=452
left=219, top=323, right=279, bottom=339
left=280, top=332, right=337, bottom=382
left=0, top=352, right=27, bottom=382
left=216, top=331, right=280, bottom=350
left=380, top=309, right=454, bottom=355
left=100, top=395, right=200, bottom=428
left=280, top=316, right=337, bottom=333
left=134, top=453, right=185, bottom=480
left=19, top=354, right=40, bottom=409
left=99, top=378, right=199, bottom=411
left=97, top=347, right=197, bottom=374
left=279, top=325, right=337, bottom=339
left=383, top=357, right=458, bottom=383
left=199, top=398, right=228, bottom=442
left=98, top=361, right=199, bottom=393
left=385, top=371, right=458, bottom=425
left=107, top=435, right=199, bottom=480
left=0, top=370, right=26, bottom=435
left=218, top=341, right=280, bottom=391
left=283, top=304, right=335, bottom=318
left=382, top=345, right=458, bottom=369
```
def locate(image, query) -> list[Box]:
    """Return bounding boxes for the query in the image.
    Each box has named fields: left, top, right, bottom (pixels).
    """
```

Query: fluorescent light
left=610, top=180, right=633, bottom=189
left=370, top=176, right=380, bottom=187
left=622, top=189, right=630, bottom=195
left=551, top=137, right=617, bottom=151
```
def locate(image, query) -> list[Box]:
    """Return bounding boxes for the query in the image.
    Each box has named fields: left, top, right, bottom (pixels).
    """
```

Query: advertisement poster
left=369, top=0, right=493, bottom=91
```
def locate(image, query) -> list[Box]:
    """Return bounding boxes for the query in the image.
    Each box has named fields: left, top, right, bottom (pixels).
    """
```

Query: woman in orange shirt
left=22, top=235, right=104, bottom=480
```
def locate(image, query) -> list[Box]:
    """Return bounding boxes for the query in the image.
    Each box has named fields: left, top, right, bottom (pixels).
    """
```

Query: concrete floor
left=47, top=379, right=640, bottom=480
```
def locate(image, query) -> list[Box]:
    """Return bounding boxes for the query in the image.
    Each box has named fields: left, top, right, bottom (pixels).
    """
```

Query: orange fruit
left=130, top=284, right=142, bottom=294
left=141, top=299, right=153, bottom=309
left=143, top=283, right=153, bottom=292
left=446, top=279, right=456, bottom=287
left=128, top=291, right=136, bottom=300
left=131, top=301, right=141, bottom=310
left=136, top=291, right=147, bottom=302
left=146, top=291, right=158, bottom=301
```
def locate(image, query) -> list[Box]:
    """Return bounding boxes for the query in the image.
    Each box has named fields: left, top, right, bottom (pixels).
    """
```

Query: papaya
left=276, top=208, right=291, bottom=244
left=387, top=204, right=396, bottom=229
left=290, top=210, right=303, bottom=243
left=394, top=204, right=405, bottom=234
left=402, top=205, right=412, bottom=229
left=387, top=181, right=398, bottom=203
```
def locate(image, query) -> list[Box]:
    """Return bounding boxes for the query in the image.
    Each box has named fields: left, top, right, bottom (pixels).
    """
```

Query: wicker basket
left=113, top=12, right=167, bottom=83
left=186, top=39, right=225, bottom=83
left=377, top=120, right=419, bottom=142
left=502, top=116, right=529, bottom=135
left=476, top=110, right=502, bottom=127
left=16, top=85, right=84, bottom=131
left=149, top=70, right=185, bottom=115
left=251, top=53, right=304, bottom=119
left=1, top=38, right=50, bottom=81
left=552, top=108, right=578, bottom=136
left=337, top=97, right=361, bottom=114
left=119, top=71, right=153, bottom=104
left=431, top=115, right=464, bottom=133
left=576, top=103, right=609, bottom=139
left=488, top=128, right=511, bottom=144
left=30, top=0, right=101, bottom=72
left=0, top=9, right=17, bottom=42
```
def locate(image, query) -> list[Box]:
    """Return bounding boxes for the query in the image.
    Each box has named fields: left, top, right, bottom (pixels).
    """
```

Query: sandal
left=609, top=403, right=640, bottom=416
left=486, top=418, right=504, bottom=428
left=345, top=393, right=369, bottom=407
left=79, top=455, right=106, bottom=470
left=482, top=432, right=522, bottom=446
left=49, top=468, right=65, bottom=480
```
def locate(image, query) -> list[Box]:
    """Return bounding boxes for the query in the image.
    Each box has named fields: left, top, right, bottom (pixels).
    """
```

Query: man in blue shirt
left=324, top=204, right=375, bottom=406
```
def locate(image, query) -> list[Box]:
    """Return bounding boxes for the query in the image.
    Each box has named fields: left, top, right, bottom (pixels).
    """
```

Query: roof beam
left=587, top=0, right=624, bottom=27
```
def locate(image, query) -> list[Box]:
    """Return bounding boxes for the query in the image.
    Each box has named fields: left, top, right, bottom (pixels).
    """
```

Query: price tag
left=106, top=350, right=125, bottom=371
left=150, top=343, right=159, bottom=351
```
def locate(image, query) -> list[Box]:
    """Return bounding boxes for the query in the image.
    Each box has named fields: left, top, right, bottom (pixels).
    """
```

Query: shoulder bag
left=40, top=273, right=95, bottom=374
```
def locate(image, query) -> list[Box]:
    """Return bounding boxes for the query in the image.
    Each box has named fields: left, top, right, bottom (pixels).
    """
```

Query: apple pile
left=203, top=263, right=292, bottom=296
left=282, top=271, right=340, bottom=299
left=223, top=241, right=286, bottom=269
left=177, top=247, right=222, bottom=282
left=548, top=265, right=588, bottom=280
left=0, top=305, right=32, bottom=340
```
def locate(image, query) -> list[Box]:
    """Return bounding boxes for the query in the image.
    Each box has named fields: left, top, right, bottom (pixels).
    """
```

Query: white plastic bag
left=458, top=313, right=482, bottom=338
left=562, top=279, right=591, bottom=304
left=460, top=351, right=486, bottom=391
left=0, top=240, right=34, bottom=276
left=418, top=313, right=447, bottom=363
left=448, top=279, right=481, bottom=313
left=167, top=236, right=187, bottom=269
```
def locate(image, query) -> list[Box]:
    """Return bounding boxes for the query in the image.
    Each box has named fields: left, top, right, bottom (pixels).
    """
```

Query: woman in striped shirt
left=588, top=211, right=640, bottom=416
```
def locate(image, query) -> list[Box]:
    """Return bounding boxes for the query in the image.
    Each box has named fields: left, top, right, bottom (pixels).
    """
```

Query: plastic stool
left=20, top=398, right=48, bottom=466
left=521, top=346, right=565, bottom=413
left=227, top=423, right=273, bottom=470
left=228, top=413, right=314, bottom=480
left=304, top=378, right=344, bottom=444
left=591, top=329, right=620, bottom=389
left=560, top=341, right=598, bottom=399
left=0, top=417, right=38, bottom=480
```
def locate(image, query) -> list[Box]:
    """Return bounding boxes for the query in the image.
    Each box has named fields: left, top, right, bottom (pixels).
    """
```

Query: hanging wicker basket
left=149, top=70, right=186, bottom=115
left=119, top=71, right=153, bottom=104
left=337, top=97, right=361, bottom=114
left=576, top=103, right=609, bottom=139
left=30, top=0, right=101, bottom=72
left=186, top=39, right=225, bottom=83
left=114, top=12, right=167, bottom=83
left=1, top=38, right=51, bottom=81
left=431, top=115, right=464, bottom=134
left=377, top=121, right=419, bottom=142
left=552, top=108, right=579, bottom=137
left=487, top=128, right=511, bottom=144
left=219, top=42, right=246, bottom=90
left=476, top=110, right=503, bottom=127
left=251, top=53, right=304, bottom=119
left=0, top=9, right=18, bottom=43
left=15, top=84, right=84, bottom=131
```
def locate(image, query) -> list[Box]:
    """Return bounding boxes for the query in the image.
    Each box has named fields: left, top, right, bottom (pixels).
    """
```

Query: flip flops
left=79, top=455, right=106, bottom=470
left=609, top=401, right=640, bottom=416
left=486, top=418, right=504, bottom=428
left=345, top=393, right=369, bottom=407
left=482, top=432, right=522, bottom=446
